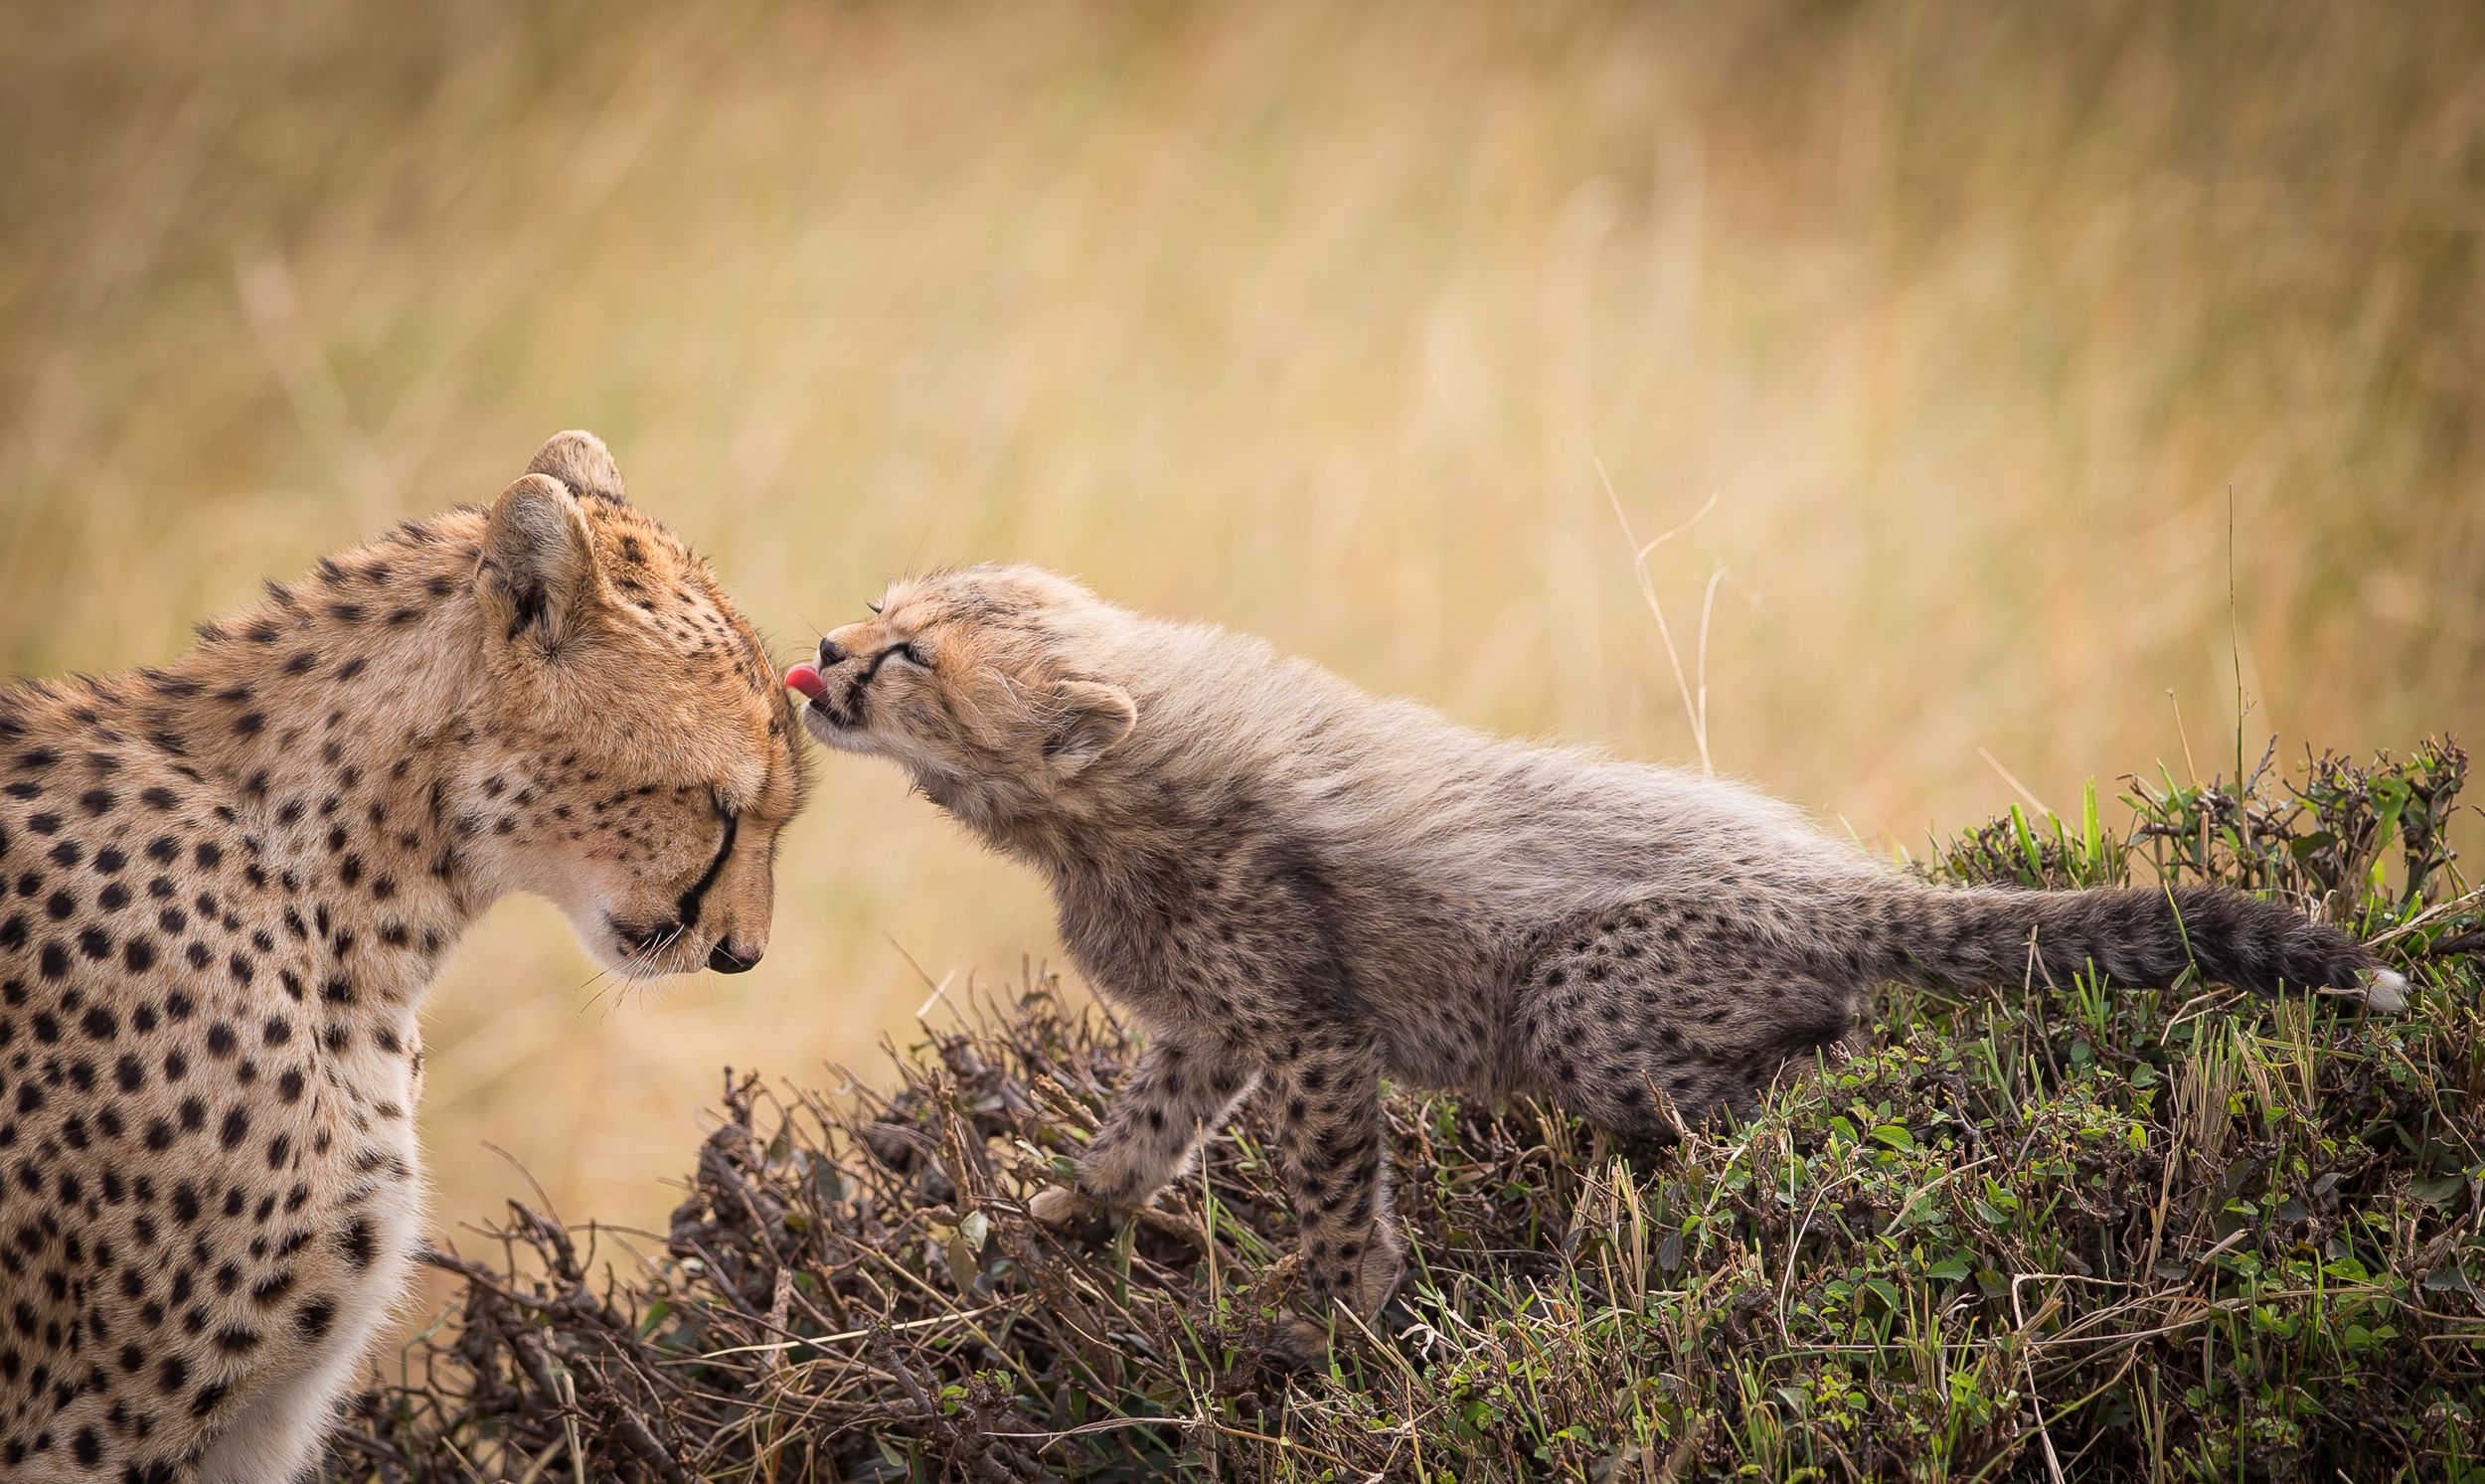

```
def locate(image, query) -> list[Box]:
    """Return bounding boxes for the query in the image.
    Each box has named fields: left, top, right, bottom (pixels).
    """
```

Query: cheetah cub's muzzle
left=786, top=634, right=902, bottom=747
left=784, top=649, right=852, bottom=733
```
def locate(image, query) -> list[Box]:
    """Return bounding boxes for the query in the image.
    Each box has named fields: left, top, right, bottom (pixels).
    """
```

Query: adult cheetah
left=0, top=432, right=805, bottom=1481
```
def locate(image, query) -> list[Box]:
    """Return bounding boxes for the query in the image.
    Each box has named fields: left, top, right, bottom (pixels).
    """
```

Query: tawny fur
left=0, top=433, right=804, bottom=1481
left=796, top=564, right=2405, bottom=1321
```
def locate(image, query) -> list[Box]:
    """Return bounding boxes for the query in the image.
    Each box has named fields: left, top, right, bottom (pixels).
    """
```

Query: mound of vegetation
left=328, top=742, right=2483, bottom=1482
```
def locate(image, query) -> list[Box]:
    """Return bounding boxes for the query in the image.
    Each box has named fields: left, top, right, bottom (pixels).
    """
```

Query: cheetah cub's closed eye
left=787, top=564, right=2405, bottom=1324
left=0, top=432, right=804, bottom=1483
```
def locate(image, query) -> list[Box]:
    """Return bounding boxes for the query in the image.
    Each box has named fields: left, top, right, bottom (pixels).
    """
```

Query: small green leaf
left=2010, top=804, right=2045, bottom=882
left=2409, top=1175, right=2470, bottom=1209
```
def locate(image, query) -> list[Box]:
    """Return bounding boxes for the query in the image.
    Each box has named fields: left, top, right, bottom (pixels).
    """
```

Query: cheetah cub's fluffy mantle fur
left=0, top=433, right=804, bottom=1482
left=791, top=564, right=2405, bottom=1322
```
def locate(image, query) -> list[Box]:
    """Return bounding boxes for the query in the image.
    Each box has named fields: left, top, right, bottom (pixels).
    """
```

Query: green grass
left=332, top=740, right=2484, bottom=1483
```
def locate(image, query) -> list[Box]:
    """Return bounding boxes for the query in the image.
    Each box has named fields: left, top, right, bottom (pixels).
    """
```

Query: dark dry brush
left=327, top=742, right=2485, bottom=1483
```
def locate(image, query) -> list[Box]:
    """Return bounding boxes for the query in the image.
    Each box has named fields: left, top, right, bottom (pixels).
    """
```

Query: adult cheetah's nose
left=817, top=636, right=847, bottom=667
left=708, top=941, right=763, bottom=974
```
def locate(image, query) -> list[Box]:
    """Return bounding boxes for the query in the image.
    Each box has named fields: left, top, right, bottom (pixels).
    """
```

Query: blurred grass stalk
left=2, top=0, right=2480, bottom=1260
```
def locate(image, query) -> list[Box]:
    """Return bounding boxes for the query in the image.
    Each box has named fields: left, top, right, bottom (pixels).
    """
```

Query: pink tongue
left=783, top=662, right=828, bottom=702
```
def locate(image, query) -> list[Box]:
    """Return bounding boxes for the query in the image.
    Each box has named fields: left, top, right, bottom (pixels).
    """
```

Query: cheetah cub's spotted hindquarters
left=788, top=564, right=2406, bottom=1327
left=0, top=432, right=804, bottom=1482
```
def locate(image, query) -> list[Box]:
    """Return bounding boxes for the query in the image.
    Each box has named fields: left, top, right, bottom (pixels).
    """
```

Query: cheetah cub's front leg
left=1030, top=1032, right=1258, bottom=1223
left=1031, top=1032, right=1403, bottom=1319
left=1261, top=1041, right=1404, bottom=1319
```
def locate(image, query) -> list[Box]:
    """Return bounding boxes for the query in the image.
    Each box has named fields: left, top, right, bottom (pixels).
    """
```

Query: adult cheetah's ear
left=1042, top=679, right=1136, bottom=778
left=477, top=473, right=604, bottom=653
left=524, top=428, right=626, bottom=503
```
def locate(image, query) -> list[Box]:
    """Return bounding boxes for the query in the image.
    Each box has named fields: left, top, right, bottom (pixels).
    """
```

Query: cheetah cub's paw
left=1267, top=1314, right=1334, bottom=1367
left=1026, top=1184, right=1093, bottom=1226
left=1348, top=1236, right=1408, bottom=1317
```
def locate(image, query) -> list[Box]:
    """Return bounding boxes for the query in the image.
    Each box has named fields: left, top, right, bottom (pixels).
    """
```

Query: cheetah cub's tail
left=1871, top=882, right=2408, bottom=1011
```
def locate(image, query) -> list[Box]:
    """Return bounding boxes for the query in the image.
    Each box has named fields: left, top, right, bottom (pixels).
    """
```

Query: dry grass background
left=3, top=0, right=2481, bottom=1314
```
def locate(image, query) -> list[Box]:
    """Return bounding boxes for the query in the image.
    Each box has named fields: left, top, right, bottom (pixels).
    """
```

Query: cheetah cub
left=788, top=564, right=2404, bottom=1323
left=0, top=433, right=804, bottom=1482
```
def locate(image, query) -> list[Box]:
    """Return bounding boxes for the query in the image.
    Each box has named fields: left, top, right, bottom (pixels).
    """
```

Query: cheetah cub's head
left=463, top=432, right=805, bottom=977
left=787, top=564, right=1133, bottom=824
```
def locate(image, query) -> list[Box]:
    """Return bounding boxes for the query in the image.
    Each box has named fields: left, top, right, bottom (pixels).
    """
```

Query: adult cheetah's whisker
left=584, top=923, right=690, bottom=1022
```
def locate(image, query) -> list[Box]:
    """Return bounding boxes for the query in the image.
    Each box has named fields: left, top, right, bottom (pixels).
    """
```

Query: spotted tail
left=1871, top=883, right=2406, bottom=1010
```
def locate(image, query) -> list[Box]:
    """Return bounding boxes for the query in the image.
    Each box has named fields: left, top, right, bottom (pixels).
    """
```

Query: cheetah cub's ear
left=525, top=427, right=627, bottom=502
left=1043, top=679, right=1136, bottom=778
left=477, top=472, right=604, bottom=650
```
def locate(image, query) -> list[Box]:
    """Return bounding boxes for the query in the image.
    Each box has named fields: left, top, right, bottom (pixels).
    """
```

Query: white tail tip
left=2361, top=967, right=2409, bottom=1014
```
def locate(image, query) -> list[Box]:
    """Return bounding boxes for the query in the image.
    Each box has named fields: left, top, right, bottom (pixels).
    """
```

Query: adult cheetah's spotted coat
left=0, top=433, right=803, bottom=1481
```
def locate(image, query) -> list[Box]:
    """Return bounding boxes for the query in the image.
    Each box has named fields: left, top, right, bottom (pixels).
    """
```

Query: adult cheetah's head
left=459, top=432, right=806, bottom=977
left=787, top=563, right=1132, bottom=825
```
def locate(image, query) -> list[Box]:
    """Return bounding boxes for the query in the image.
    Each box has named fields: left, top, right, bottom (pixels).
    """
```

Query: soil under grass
left=327, top=741, right=2483, bottom=1482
